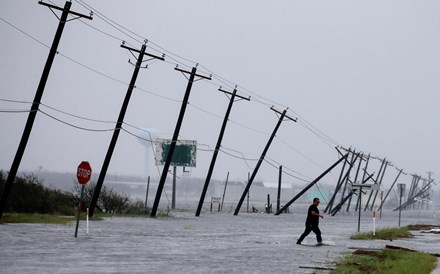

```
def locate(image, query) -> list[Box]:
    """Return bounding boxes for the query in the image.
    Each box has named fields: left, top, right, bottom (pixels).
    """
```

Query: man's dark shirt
left=305, top=204, right=319, bottom=226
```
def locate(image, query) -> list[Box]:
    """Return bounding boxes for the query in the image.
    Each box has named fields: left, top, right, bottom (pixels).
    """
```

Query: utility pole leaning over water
left=195, top=86, right=249, bottom=217
left=234, top=107, right=296, bottom=215
left=0, top=1, right=92, bottom=218
left=151, top=66, right=211, bottom=217
left=89, top=43, right=164, bottom=217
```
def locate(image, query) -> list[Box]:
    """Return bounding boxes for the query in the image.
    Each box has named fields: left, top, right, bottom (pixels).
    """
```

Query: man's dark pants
left=297, top=224, right=322, bottom=243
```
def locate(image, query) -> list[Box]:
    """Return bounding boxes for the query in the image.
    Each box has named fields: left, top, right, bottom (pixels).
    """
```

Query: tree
left=72, top=182, right=129, bottom=214
left=0, top=170, right=75, bottom=215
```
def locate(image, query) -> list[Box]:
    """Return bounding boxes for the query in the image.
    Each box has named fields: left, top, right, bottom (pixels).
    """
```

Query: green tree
left=72, top=182, right=130, bottom=214
left=0, top=171, right=75, bottom=215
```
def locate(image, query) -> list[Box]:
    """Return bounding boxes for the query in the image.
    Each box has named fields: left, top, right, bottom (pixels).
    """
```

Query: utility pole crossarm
left=270, top=106, right=297, bottom=122
left=335, top=147, right=351, bottom=165
left=89, top=42, right=164, bottom=217
left=218, top=87, right=250, bottom=101
left=120, top=44, right=165, bottom=61
left=38, top=1, right=93, bottom=20
left=174, top=66, right=212, bottom=80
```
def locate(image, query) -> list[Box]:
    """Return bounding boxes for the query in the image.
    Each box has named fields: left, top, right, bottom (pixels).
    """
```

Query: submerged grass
left=332, top=249, right=437, bottom=274
left=0, top=211, right=171, bottom=225
left=0, top=213, right=105, bottom=225
left=333, top=225, right=437, bottom=273
left=350, top=226, right=412, bottom=240
left=0, top=213, right=75, bottom=225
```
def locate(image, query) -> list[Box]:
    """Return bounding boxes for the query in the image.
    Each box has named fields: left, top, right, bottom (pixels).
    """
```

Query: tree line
left=0, top=170, right=148, bottom=215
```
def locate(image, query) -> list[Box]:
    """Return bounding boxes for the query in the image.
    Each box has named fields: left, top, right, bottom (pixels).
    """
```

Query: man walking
left=297, top=197, right=323, bottom=245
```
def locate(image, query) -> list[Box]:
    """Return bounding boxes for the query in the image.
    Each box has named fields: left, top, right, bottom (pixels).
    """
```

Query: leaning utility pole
left=88, top=43, right=164, bottom=217
left=354, top=154, right=370, bottom=211
left=0, top=1, right=92, bottom=218
left=324, top=148, right=351, bottom=213
left=377, top=168, right=404, bottom=211
left=369, top=160, right=390, bottom=211
left=330, top=172, right=374, bottom=216
left=277, top=165, right=282, bottom=212
left=220, top=172, right=229, bottom=211
left=338, top=150, right=358, bottom=207
left=364, top=159, right=388, bottom=211
left=195, top=86, right=249, bottom=217
left=275, top=153, right=349, bottom=215
left=346, top=153, right=363, bottom=212
left=150, top=66, right=211, bottom=217
left=234, top=107, right=296, bottom=215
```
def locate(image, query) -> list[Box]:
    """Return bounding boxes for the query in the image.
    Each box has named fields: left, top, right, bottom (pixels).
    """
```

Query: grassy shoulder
left=350, top=226, right=412, bottom=240
left=332, top=226, right=437, bottom=273
left=0, top=213, right=76, bottom=225
left=332, top=248, right=436, bottom=274
left=0, top=213, right=104, bottom=225
left=0, top=210, right=171, bottom=225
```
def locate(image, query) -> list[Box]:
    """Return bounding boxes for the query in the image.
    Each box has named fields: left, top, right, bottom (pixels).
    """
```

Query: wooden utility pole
left=0, top=1, right=92, bottom=218
left=364, top=159, right=388, bottom=211
left=346, top=153, right=363, bottom=212
left=369, top=160, right=390, bottom=211
left=145, top=176, right=150, bottom=209
left=277, top=165, right=282, bottom=212
left=151, top=66, right=211, bottom=217
left=220, top=172, right=229, bottom=211
left=195, top=87, right=249, bottom=216
left=89, top=43, right=164, bottom=217
left=377, top=168, right=404, bottom=211
left=234, top=107, right=296, bottom=215
left=324, top=148, right=352, bottom=213
left=275, top=153, right=349, bottom=215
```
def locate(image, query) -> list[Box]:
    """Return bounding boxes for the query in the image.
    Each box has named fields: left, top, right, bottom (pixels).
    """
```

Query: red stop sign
left=77, top=161, right=92, bottom=185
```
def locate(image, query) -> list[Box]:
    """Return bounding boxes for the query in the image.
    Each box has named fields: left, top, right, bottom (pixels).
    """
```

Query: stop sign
left=77, top=161, right=92, bottom=185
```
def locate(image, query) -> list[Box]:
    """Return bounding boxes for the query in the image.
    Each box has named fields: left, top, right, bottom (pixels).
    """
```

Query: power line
left=2, top=11, right=339, bottom=159
left=218, top=146, right=258, bottom=170
left=38, top=109, right=115, bottom=132
left=29, top=103, right=316, bottom=186
left=0, top=98, right=32, bottom=104
left=77, top=18, right=132, bottom=46
left=263, top=158, right=310, bottom=183
left=74, top=0, right=143, bottom=45
left=71, top=1, right=312, bottom=126
left=0, top=17, right=50, bottom=48
left=264, top=156, right=312, bottom=180
left=1, top=3, right=360, bottom=184
left=0, top=109, right=32, bottom=113
left=0, top=96, right=325, bottom=182
left=40, top=102, right=116, bottom=124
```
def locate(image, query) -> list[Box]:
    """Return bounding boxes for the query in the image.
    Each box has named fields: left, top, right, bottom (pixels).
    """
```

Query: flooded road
left=1, top=208, right=439, bottom=273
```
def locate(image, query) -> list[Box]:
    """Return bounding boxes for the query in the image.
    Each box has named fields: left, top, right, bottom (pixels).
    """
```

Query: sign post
left=348, top=183, right=379, bottom=232
left=75, top=161, right=92, bottom=237
left=372, top=211, right=376, bottom=236
left=398, top=183, right=405, bottom=227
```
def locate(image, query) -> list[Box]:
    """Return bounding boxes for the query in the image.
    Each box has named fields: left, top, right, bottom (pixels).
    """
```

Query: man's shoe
left=296, top=241, right=301, bottom=245
left=316, top=242, right=324, bottom=246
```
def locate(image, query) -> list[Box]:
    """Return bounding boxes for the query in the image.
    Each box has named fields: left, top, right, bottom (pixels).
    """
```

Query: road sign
left=348, top=183, right=379, bottom=191
left=155, top=139, right=197, bottom=167
left=211, top=197, right=221, bottom=203
left=75, top=161, right=91, bottom=237
left=398, top=183, right=406, bottom=197
left=77, top=161, right=92, bottom=185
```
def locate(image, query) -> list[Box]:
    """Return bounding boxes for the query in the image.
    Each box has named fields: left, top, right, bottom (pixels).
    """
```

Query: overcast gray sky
left=1, top=0, right=439, bottom=188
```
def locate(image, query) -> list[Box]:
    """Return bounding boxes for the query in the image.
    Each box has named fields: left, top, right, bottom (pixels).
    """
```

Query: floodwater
left=1, top=208, right=439, bottom=273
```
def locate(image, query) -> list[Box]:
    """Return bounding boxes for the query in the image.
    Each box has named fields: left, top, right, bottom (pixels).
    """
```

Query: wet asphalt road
left=1, top=208, right=439, bottom=273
